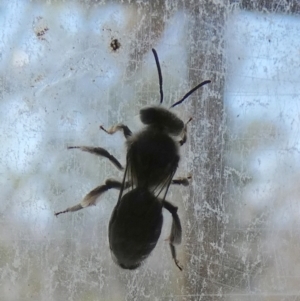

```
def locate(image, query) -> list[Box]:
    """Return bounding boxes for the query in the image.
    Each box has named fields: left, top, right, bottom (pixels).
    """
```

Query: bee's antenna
left=170, top=80, right=211, bottom=108
left=152, top=48, right=163, bottom=104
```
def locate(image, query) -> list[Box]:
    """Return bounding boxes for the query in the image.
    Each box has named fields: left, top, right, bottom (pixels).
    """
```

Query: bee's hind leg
left=55, top=179, right=129, bottom=216
left=100, top=123, right=132, bottom=140
left=162, top=200, right=183, bottom=271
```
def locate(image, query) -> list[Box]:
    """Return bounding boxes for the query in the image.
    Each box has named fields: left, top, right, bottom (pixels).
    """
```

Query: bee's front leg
left=100, top=123, right=132, bottom=139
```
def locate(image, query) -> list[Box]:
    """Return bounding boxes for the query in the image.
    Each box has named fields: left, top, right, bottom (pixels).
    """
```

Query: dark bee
left=55, top=49, right=210, bottom=270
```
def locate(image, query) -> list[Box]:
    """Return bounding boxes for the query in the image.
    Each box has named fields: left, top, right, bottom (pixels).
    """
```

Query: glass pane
left=1, top=1, right=299, bottom=300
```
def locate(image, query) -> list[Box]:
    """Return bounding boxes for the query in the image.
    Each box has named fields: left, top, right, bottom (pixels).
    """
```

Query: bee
left=55, top=49, right=210, bottom=271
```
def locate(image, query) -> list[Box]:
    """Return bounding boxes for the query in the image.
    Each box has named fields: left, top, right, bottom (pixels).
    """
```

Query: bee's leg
left=162, top=200, right=183, bottom=271
left=171, top=175, right=192, bottom=186
left=55, top=179, right=129, bottom=216
left=179, top=117, right=192, bottom=146
left=67, top=146, right=123, bottom=170
left=100, top=123, right=132, bottom=140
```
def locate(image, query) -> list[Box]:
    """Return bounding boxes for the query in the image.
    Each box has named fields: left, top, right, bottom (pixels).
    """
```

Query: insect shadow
left=55, top=49, right=210, bottom=271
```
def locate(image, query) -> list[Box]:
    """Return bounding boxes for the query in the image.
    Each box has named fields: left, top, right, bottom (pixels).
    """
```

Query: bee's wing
left=116, top=157, right=133, bottom=205
left=117, top=154, right=177, bottom=204
left=152, top=166, right=177, bottom=201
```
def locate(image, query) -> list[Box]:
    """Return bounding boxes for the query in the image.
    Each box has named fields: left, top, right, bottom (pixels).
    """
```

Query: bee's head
left=140, top=106, right=184, bottom=136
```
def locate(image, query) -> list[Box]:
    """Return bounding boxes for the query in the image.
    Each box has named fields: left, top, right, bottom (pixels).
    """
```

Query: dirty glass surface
left=1, top=1, right=300, bottom=300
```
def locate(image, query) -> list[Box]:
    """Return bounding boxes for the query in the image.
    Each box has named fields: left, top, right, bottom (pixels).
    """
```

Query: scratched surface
left=1, top=1, right=300, bottom=300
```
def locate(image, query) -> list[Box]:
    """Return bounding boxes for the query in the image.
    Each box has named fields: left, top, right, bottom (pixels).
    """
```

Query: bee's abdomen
left=109, top=188, right=163, bottom=270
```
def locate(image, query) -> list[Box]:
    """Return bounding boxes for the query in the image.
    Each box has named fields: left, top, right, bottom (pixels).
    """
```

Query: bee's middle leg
left=171, top=175, right=192, bottom=186
left=67, top=146, right=123, bottom=170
